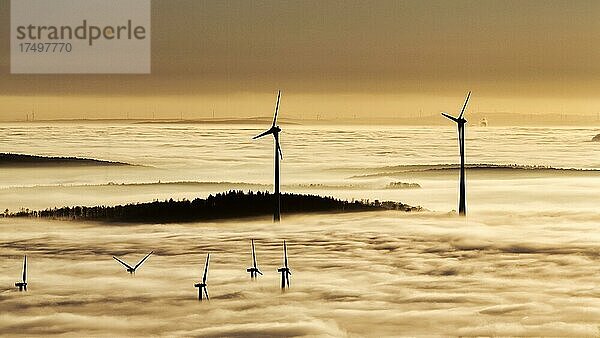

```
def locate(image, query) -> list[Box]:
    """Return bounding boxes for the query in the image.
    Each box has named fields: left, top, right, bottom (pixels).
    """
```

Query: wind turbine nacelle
left=246, top=268, right=256, bottom=272
left=194, top=283, right=206, bottom=288
left=15, top=282, right=27, bottom=287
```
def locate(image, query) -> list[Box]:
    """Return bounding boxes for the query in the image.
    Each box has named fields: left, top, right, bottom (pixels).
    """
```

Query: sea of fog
left=1, top=122, right=600, bottom=336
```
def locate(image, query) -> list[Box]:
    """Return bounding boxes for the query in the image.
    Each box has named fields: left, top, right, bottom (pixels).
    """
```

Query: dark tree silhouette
left=8, top=191, right=421, bottom=223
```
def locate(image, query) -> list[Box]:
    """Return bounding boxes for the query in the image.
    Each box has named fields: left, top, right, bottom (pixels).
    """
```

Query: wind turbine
left=277, top=240, right=291, bottom=288
left=246, top=239, right=263, bottom=279
left=113, top=251, right=153, bottom=274
left=15, top=255, right=27, bottom=291
left=441, top=91, right=471, bottom=216
left=194, top=253, right=210, bottom=301
left=253, top=90, right=283, bottom=222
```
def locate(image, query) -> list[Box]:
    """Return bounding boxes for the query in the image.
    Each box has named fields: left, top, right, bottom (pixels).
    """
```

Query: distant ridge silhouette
left=0, top=153, right=131, bottom=167
left=354, top=163, right=600, bottom=173
left=350, top=163, right=600, bottom=179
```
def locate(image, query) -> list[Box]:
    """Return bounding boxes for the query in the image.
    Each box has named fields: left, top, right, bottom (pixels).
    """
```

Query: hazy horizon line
left=2, top=114, right=600, bottom=127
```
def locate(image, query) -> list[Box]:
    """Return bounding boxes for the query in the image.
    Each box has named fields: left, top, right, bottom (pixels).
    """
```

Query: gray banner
left=11, top=0, right=151, bottom=74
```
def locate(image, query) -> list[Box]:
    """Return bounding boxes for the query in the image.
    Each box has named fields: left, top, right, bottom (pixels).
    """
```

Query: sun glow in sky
left=0, top=0, right=598, bottom=121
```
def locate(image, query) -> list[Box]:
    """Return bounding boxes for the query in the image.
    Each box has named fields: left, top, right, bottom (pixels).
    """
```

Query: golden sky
left=0, top=0, right=599, bottom=121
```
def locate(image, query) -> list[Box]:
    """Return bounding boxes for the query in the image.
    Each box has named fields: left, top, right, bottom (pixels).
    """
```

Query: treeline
left=7, top=190, right=421, bottom=223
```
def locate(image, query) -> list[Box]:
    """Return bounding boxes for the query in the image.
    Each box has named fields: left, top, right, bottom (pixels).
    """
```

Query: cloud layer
left=1, top=210, right=599, bottom=336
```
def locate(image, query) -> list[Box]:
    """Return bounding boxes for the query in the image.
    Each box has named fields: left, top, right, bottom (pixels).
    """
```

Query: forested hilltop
left=7, top=191, right=421, bottom=223
left=0, top=153, right=131, bottom=167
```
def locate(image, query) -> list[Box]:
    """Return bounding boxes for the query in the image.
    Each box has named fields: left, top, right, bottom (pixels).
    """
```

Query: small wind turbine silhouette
left=253, top=90, right=283, bottom=222
left=15, top=255, right=27, bottom=291
left=113, top=251, right=153, bottom=274
left=246, top=239, right=263, bottom=279
left=194, top=253, right=210, bottom=301
left=441, top=91, right=471, bottom=216
left=277, top=240, right=291, bottom=288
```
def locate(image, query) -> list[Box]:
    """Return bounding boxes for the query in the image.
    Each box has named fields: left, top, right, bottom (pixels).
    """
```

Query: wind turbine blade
left=204, top=287, right=209, bottom=300
left=113, top=256, right=134, bottom=270
left=458, top=91, right=471, bottom=119
left=23, top=255, right=27, bottom=283
left=134, top=251, right=153, bottom=270
left=203, top=253, right=210, bottom=284
left=441, top=112, right=459, bottom=123
left=252, top=240, right=257, bottom=268
left=272, top=90, right=281, bottom=127
left=286, top=271, right=290, bottom=287
left=283, top=241, right=288, bottom=268
left=257, top=269, right=263, bottom=275
left=276, top=139, right=283, bottom=160
left=253, top=129, right=273, bottom=139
